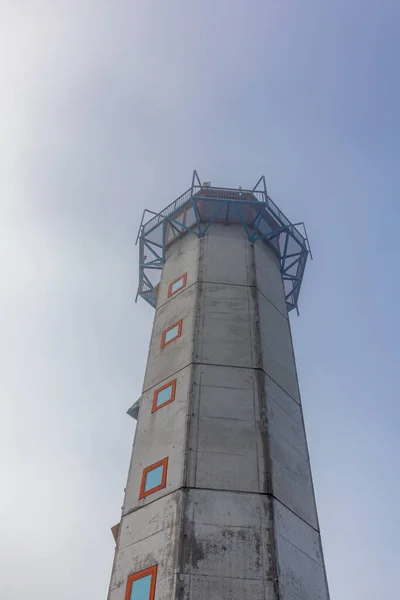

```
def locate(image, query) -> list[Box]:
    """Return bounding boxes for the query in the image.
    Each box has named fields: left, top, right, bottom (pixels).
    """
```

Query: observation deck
left=136, top=171, right=311, bottom=313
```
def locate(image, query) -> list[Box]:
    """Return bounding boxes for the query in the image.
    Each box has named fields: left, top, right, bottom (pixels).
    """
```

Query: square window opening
left=161, top=319, right=183, bottom=348
left=152, top=379, right=177, bottom=412
left=139, top=457, right=168, bottom=499
left=168, top=273, right=187, bottom=297
left=125, top=565, right=157, bottom=600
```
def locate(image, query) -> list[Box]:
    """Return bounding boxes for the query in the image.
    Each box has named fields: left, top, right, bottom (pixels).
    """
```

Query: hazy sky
left=1, top=1, right=399, bottom=598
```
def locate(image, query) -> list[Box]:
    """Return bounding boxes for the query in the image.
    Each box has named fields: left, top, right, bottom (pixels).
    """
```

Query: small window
left=125, top=565, right=157, bottom=600
left=168, top=273, right=187, bottom=297
left=152, top=379, right=177, bottom=413
left=161, top=319, right=183, bottom=348
left=139, top=457, right=168, bottom=499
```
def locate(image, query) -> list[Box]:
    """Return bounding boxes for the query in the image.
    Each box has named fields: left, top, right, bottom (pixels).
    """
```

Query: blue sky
left=1, top=1, right=399, bottom=598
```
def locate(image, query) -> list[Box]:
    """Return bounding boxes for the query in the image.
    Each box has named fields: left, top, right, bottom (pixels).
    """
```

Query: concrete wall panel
left=134, top=366, right=190, bottom=446
left=120, top=492, right=180, bottom=549
left=181, top=575, right=275, bottom=600
left=123, top=449, right=186, bottom=514
left=265, top=373, right=300, bottom=409
left=123, top=367, right=190, bottom=513
left=193, top=416, right=259, bottom=491
left=108, top=494, right=181, bottom=600
left=193, top=364, right=257, bottom=421
left=194, top=449, right=259, bottom=492
left=143, top=283, right=196, bottom=392
left=274, top=499, right=329, bottom=600
left=185, top=522, right=263, bottom=578
left=157, top=232, right=200, bottom=309
left=196, top=416, right=257, bottom=455
left=187, top=488, right=269, bottom=529
left=194, top=363, right=255, bottom=391
left=197, top=384, right=255, bottom=421
left=196, top=283, right=256, bottom=368
left=274, top=499, right=322, bottom=564
left=183, top=489, right=275, bottom=586
left=201, top=223, right=250, bottom=287
left=187, top=364, right=262, bottom=493
left=257, top=291, right=299, bottom=401
left=270, top=459, right=317, bottom=531
left=253, top=239, right=287, bottom=317
left=123, top=442, right=184, bottom=513
left=265, top=374, right=317, bottom=528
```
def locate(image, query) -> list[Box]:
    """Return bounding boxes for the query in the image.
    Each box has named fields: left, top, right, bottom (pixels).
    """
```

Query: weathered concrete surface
left=123, top=365, right=191, bottom=514
left=201, top=223, right=252, bottom=287
left=107, top=224, right=330, bottom=600
left=183, top=489, right=273, bottom=575
left=187, top=364, right=260, bottom=493
left=266, top=375, right=318, bottom=528
left=156, top=232, right=200, bottom=309
left=109, top=492, right=181, bottom=600
left=257, top=291, right=300, bottom=401
left=274, top=499, right=329, bottom=600
left=253, top=237, right=288, bottom=318
left=195, top=282, right=257, bottom=369
left=142, top=281, right=196, bottom=392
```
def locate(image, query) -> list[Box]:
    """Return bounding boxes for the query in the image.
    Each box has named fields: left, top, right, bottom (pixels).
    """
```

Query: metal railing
left=141, top=184, right=306, bottom=248
left=142, top=187, right=193, bottom=235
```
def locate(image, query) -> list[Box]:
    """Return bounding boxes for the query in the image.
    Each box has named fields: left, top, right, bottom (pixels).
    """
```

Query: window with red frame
left=152, top=379, right=177, bottom=413
left=125, top=565, right=157, bottom=600
left=139, top=457, right=168, bottom=499
left=168, top=273, right=187, bottom=297
left=161, top=319, right=182, bottom=348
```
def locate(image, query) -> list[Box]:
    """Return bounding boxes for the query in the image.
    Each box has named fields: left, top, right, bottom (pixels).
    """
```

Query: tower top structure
left=136, top=170, right=311, bottom=313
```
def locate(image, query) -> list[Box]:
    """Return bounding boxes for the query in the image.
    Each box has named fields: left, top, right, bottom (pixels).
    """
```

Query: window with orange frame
left=161, top=319, right=182, bottom=348
left=167, top=272, right=187, bottom=297
left=139, top=457, right=168, bottom=499
left=152, top=379, right=177, bottom=413
left=125, top=565, right=157, bottom=600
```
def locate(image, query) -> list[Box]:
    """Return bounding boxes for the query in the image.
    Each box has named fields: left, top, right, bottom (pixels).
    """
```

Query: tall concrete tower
left=107, top=172, right=330, bottom=600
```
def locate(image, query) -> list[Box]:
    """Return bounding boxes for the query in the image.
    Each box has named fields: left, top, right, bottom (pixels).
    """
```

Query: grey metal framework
left=136, top=171, right=311, bottom=313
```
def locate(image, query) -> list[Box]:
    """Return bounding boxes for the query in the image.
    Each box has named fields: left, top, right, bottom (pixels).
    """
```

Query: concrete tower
left=107, top=172, right=330, bottom=600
